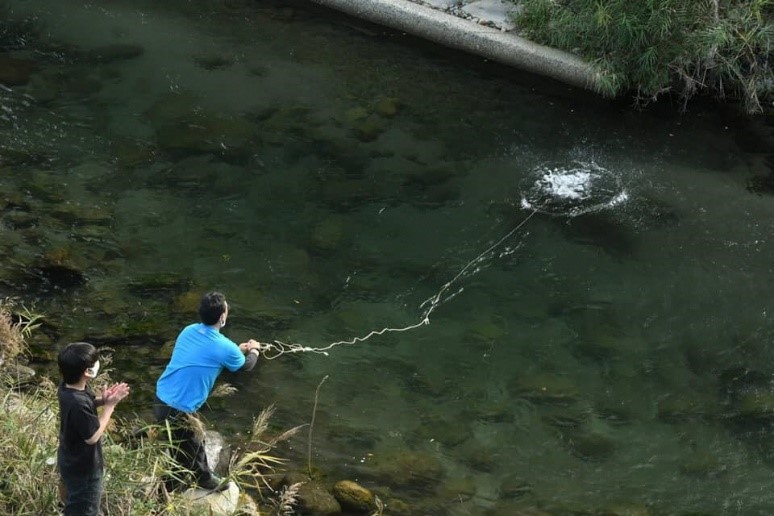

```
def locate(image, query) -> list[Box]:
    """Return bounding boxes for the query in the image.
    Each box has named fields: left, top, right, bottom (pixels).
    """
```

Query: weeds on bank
left=515, top=0, right=773, bottom=112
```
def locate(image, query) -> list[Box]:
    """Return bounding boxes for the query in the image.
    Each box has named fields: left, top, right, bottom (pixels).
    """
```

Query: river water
left=3, top=0, right=774, bottom=513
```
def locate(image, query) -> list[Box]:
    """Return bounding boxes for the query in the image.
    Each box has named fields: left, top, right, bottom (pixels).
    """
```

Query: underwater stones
left=86, top=44, right=144, bottom=64
left=369, top=450, right=444, bottom=489
left=109, top=138, right=156, bottom=168
left=498, top=475, right=532, bottom=499
left=352, top=115, right=386, bottom=143
left=438, top=476, right=476, bottom=502
left=374, top=97, right=400, bottom=118
left=0, top=54, right=35, bottom=86
left=156, top=114, right=258, bottom=157
left=50, top=202, right=113, bottom=226
left=344, top=106, right=369, bottom=124
left=565, top=430, right=616, bottom=461
left=679, top=450, right=726, bottom=478
left=539, top=402, right=592, bottom=429
left=171, top=290, right=201, bottom=315
left=598, top=502, right=653, bottom=516
left=24, top=171, right=68, bottom=203
left=510, top=373, right=580, bottom=405
left=309, top=215, right=346, bottom=254
left=144, top=90, right=201, bottom=126
left=127, top=273, right=192, bottom=297
left=332, top=480, right=376, bottom=513
left=25, top=72, right=61, bottom=103
left=735, top=390, right=774, bottom=420
left=414, top=415, right=472, bottom=447
left=464, top=315, right=508, bottom=344
left=250, top=104, right=319, bottom=147
left=282, top=473, right=341, bottom=515
left=193, top=54, right=234, bottom=70
left=656, top=392, right=718, bottom=423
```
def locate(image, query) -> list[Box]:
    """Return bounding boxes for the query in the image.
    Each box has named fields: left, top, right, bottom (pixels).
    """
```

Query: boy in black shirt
left=57, top=342, right=130, bottom=516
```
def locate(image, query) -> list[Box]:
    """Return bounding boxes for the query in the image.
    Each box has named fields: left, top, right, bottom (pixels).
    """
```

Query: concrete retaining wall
left=307, top=0, right=598, bottom=91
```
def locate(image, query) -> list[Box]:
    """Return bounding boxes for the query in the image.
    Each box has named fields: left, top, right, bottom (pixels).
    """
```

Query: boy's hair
left=58, top=342, right=98, bottom=384
left=198, top=291, right=227, bottom=326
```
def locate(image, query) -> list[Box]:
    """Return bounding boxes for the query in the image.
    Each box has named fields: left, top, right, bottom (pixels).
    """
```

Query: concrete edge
left=307, top=0, right=599, bottom=91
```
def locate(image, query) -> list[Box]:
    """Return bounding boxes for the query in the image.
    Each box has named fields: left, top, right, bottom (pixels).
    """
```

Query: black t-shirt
left=57, top=382, right=102, bottom=476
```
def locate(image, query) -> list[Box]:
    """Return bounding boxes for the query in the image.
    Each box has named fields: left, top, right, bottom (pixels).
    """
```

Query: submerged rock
left=282, top=472, right=341, bottom=515
left=86, top=44, right=144, bottom=63
left=332, top=479, right=376, bottom=513
left=368, top=450, right=444, bottom=489
left=374, top=97, right=400, bottom=118
left=565, top=430, right=616, bottom=461
left=0, top=55, right=35, bottom=86
left=510, top=373, right=580, bottom=405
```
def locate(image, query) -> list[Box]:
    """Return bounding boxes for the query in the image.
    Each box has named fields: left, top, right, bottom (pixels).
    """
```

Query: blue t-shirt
left=156, top=323, right=245, bottom=412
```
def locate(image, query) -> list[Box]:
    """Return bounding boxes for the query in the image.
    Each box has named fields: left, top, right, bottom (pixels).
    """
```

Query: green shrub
left=515, top=0, right=773, bottom=112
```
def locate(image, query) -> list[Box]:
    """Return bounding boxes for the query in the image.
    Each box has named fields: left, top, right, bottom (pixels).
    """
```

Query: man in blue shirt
left=154, top=291, right=264, bottom=491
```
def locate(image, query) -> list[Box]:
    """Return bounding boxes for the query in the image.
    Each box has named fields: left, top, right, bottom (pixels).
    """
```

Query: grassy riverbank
left=515, top=0, right=773, bottom=113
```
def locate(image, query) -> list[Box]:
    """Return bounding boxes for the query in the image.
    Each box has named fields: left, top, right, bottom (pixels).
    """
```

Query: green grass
left=514, top=0, right=774, bottom=112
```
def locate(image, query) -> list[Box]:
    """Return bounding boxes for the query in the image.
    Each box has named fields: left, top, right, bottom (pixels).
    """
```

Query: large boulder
left=181, top=481, right=240, bottom=515
left=204, top=430, right=231, bottom=476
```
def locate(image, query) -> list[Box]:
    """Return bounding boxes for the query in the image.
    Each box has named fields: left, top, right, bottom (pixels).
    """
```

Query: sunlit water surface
left=2, top=0, right=774, bottom=513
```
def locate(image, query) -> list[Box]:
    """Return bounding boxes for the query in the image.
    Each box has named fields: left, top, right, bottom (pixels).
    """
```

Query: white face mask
left=86, top=360, right=100, bottom=378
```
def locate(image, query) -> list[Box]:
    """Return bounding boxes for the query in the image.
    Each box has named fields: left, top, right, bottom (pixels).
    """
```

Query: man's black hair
left=199, top=291, right=227, bottom=326
left=58, top=342, right=98, bottom=384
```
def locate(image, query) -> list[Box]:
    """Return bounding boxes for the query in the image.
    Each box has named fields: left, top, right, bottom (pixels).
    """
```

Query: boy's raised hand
left=102, top=382, right=131, bottom=407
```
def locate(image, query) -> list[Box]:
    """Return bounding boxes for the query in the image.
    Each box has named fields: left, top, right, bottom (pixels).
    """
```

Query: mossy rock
left=657, top=393, right=717, bottom=423
left=598, top=502, right=653, bottom=516
left=540, top=402, right=592, bottom=429
left=193, top=54, right=234, bottom=70
left=352, top=115, right=386, bottom=143
left=332, top=480, right=376, bottom=513
left=736, top=390, right=774, bottom=420
left=282, top=473, right=341, bottom=515
left=86, top=44, right=144, bottom=63
left=50, top=202, right=113, bottom=226
left=369, top=450, right=444, bottom=489
left=438, top=476, right=476, bottom=501
left=566, top=430, right=615, bottom=461
left=374, top=97, right=400, bottom=118
left=171, top=290, right=202, bottom=315
left=309, top=215, right=346, bottom=254
left=110, top=138, right=156, bottom=168
left=144, top=90, right=200, bottom=126
left=0, top=55, right=35, bottom=86
left=415, top=415, right=472, bottom=447
left=679, top=451, right=725, bottom=478
left=499, top=474, right=532, bottom=499
left=156, top=114, right=257, bottom=156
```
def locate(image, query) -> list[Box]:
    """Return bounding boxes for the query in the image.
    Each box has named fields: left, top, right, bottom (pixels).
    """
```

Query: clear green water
left=3, top=0, right=774, bottom=513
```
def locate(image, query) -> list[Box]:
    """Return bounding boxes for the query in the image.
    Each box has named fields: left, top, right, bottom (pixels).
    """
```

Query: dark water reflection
left=3, top=0, right=774, bottom=513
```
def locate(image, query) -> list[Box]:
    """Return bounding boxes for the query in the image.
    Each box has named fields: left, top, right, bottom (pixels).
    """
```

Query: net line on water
left=259, top=208, right=539, bottom=360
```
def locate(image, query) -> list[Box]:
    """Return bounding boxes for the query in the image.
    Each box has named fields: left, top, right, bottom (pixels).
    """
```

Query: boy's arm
left=84, top=383, right=130, bottom=445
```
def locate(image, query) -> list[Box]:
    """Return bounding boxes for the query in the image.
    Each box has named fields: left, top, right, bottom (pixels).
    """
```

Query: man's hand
left=239, top=339, right=264, bottom=354
left=102, top=382, right=130, bottom=408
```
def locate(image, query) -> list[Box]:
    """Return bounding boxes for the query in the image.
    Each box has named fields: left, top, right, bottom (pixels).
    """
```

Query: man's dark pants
left=153, top=397, right=214, bottom=487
